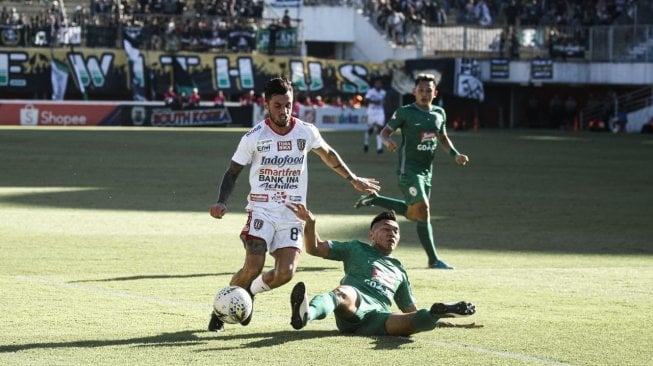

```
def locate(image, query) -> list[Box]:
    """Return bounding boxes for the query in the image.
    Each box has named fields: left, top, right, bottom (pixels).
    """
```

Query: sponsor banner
left=149, top=107, right=232, bottom=127
left=0, top=102, right=120, bottom=126
left=0, top=101, right=242, bottom=127
left=0, top=101, right=367, bottom=130
left=490, top=58, right=510, bottom=79
left=299, top=105, right=368, bottom=131
left=531, top=58, right=553, bottom=79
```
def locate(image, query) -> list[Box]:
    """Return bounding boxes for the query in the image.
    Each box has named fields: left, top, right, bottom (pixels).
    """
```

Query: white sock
left=364, top=131, right=370, bottom=145
left=376, top=134, right=382, bottom=150
left=249, top=275, right=271, bottom=295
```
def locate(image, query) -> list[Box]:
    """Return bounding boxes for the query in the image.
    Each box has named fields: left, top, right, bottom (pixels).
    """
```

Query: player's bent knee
left=272, top=266, right=295, bottom=285
left=332, top=285, right=358, bottom=317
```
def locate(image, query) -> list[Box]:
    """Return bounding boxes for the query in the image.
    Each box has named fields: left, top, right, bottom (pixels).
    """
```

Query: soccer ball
left=212, top=286, right=253, bottom=324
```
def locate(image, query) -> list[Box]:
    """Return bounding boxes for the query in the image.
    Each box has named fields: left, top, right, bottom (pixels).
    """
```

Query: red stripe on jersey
left=265, top=117, right=296, bottom=136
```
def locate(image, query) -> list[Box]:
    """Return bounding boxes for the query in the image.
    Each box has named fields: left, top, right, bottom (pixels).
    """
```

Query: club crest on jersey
left=253, top=219, right=263, bottom=230
left=277, top=141, right=292, bottom=151
left=420, top=131, right=437, bottom=143
left=297, top=139, right=306, bottom=151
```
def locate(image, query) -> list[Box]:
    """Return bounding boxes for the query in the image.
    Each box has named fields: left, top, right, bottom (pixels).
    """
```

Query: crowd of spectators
left=0, top=0, right=648, bottom=53
left=361, top=0, right=643, bottom=46
left=0, top=0, right=268, bottom=51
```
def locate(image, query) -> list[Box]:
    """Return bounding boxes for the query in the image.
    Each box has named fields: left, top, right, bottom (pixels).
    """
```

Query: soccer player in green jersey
left=286, top=202, right=478, bottom=336
left=354, top=73, right=469, bottom=270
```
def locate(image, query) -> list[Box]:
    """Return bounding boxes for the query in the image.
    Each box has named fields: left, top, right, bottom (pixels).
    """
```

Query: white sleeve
left=308, top=123, right=326, bottom=150
left=231, top=133, right=254, bottom=166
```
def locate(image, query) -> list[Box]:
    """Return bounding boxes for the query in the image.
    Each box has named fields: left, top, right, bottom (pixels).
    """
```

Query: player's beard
left=270, top=114, right=290, bottom=128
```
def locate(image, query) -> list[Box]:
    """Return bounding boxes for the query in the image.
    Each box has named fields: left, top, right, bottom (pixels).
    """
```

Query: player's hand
left=351, top=176, right=380, bottom=194
left=455, top=154, right=469, bottom=166
left=383, top=138, right=398, bottom=152
left=210, top=203, right=227, bottom=219
left=286, top=202, right=315, bottom=223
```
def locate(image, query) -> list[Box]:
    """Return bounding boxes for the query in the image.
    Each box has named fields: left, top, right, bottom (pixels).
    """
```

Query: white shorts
left=240, top=209, right=303, bottom=253
left=367, top=111, right=385, bottom=128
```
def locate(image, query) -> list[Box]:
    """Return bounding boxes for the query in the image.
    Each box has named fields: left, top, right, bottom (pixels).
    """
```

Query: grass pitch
left=0, top=127, right=651, bottom=365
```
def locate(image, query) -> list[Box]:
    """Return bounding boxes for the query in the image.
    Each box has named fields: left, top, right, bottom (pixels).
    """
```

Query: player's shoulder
left=388, top=255, right=407, bottom=270
left=330, top=239, right=365, bottom=249
left=431, top=105, right=446, bottom=114
left=293, top=118, right=321, bottom=135
left=244, top=121, right=265, bottom=138
left=393, top=103, right=415, bottom=116
left=294, top=118, right=315, bottom=128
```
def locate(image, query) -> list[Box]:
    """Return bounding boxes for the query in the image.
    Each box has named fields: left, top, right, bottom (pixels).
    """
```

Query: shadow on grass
left=0, top=189, right=208, bottom=212
left=71, top=272, right=234, bottom=283
left=0, top=329, right=413, bottom=353
left=201, top=330, right=415, bottom=350
left=0, top=330, right=207, bottom=353
left=71, top=267, right=335, bottom=283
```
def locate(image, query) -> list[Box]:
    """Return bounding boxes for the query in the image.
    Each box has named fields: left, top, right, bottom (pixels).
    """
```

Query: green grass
left=1, top=127, right=651, bottom=365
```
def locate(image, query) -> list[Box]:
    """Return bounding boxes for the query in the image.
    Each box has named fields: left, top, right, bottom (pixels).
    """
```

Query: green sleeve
left=387, top=106, right=405, bottom=131
left=325, top=240, right=349, bottom=262
left=436, top=108, right=447, bottom=135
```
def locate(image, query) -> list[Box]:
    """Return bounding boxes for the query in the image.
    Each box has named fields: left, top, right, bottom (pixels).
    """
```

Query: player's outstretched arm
left=313, top=144, right=380, bottom=194
left=286, top=202, right=330, bottom=258
left=210, top=160, right=244, bottom=219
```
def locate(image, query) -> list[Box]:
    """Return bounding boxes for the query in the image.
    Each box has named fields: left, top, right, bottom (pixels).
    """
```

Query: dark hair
left=370, top=210, right=397, bottom=229
left=264, top=77, right=293, bottom=102
left=414, top=73, right=438, bottom=86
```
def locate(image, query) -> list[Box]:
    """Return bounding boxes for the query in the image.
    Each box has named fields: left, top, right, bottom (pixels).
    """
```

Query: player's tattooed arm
left=217, top=160, right=244, bottom=204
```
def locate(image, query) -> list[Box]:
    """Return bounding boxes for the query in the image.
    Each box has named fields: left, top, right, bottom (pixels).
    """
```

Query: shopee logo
left=40, top=111, right=87, bottom=125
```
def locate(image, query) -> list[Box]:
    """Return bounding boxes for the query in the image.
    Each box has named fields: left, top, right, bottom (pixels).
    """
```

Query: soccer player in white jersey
left=363, top=79, right=387, bottom=154
left=207, top=77, right=380, bottom=332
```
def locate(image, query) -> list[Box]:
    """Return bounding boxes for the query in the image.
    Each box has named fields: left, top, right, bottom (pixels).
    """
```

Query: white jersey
left=232, top=117, right=326, bottom=217
left=365, top=88, right=386, bottom=115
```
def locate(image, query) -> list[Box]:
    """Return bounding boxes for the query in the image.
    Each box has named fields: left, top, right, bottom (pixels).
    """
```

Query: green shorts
left=334, top=288, right=391, bottom=336
left=398, top=172, right=431, bottom=206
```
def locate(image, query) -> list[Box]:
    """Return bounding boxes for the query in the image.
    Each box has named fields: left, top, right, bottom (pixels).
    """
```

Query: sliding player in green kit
left=354, top=73, right=469, bottom=269
left=286, top=203, right=479, bottom=336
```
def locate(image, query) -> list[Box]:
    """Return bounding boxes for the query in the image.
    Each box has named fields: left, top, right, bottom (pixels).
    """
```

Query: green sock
left=308, top=292, right=337, bottom=321
left=368, top=194, right=408, bottom=216
left=416, top=221, right=438, bottom=264
left=411, top=309, right=438, bottom=333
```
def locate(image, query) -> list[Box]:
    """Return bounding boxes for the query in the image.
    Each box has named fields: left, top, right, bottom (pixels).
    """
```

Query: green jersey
left=387, top=103, right=447, bottom=176
left=326, top=240, right=415, bottom=311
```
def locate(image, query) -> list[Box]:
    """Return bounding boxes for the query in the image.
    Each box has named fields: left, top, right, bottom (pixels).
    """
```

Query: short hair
left=370, top=210, right=397, bottom=229
left=264, top=77, right=293, bottom=102
left=414, top=73, right=438, bottom=86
